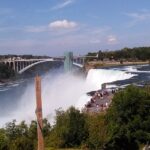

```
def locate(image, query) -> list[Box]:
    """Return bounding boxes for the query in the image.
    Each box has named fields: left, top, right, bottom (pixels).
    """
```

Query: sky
left=0, top=0, right=150, bottom=56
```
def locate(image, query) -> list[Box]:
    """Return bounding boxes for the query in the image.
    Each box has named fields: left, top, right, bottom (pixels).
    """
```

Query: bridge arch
left=6, top=62, right=10, bottom=68
left=0, top=53, right=85, bottom=74
left=18, top=59, right=84, bottom=74
left=10, top=62, right=13, bottom=69
left=18, top=59, right=83, bottom=74
left=18, top=59, right=58, bottom=74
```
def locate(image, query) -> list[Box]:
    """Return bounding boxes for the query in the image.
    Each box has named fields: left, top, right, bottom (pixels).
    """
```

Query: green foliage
left=28, top=120, right=37, bottom=140
left=86, top=47, right=150, bottom=62
left=43, top=118, right=51, bottom=137
left=85, top=52, right=97, bottom=62
left=105, top=85, right=150, bottom=149
left=86, top=113, right=108, bottom=150
left=0, top=63, right=15, bottom=79
left=0, top=129, right=8, bottom=150
left=0, top=87, right=150, bottom=150
left=0, top=118, right=51, bottom=150
left=5, top=120, right=35, bottom=150
left=112, top=47, right=150, bottom=61
left=46, top=107, right=88, bottom=148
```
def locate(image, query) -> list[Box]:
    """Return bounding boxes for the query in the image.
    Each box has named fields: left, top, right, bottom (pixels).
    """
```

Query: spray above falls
left=0, top=68, right=136, bottom=126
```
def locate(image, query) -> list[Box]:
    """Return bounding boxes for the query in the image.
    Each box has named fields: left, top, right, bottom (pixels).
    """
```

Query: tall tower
left=35, top=76, right=44, bottom=150
left=64, top=52, right=73, bottom=72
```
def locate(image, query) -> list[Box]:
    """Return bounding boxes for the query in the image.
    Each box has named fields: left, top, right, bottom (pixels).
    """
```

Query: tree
left=48, top=107, right=88, bottom=148
left=105, top=85, right=150, bottom=150
left=97, top=50, right=104, bottom=61
left=0, top=129, right=8, bottom=150
left=86, top=113, right=108, bottom=150
left=42, top=118, right=51, bottom=137
left=5, top=120, right=35, bottom=150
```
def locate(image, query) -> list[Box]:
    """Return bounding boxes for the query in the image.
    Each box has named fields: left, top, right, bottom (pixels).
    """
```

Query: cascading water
left=0, top=68, right=136, bottom=126
left=76, top=69, right=136, bottom=109
left=85, top=69, right=135, bottom=91
left=113, top=65, right=150, bottom=73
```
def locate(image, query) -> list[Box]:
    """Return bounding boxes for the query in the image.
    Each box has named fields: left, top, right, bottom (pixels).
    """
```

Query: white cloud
left=125, top=11, right=150, bottom=27
left=36, top=0, right=74, bottom=13
left=24, top=20, right=78, bottom=33
left=0, top=22, right=121, bottom=55
left=107, top=35, right=118, bottom=44
left=49, top=20, right=77, bottom=29
left=51, top=0, right=74, bottom=10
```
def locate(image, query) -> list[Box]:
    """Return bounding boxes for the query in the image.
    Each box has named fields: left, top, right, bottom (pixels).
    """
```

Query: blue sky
left=0, top=0, right=150, bottom=56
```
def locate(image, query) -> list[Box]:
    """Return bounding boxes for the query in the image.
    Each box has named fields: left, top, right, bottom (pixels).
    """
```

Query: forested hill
left=87, top=47, right=150, bottom=61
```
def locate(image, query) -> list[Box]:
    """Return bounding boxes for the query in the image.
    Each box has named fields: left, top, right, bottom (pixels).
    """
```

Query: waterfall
left=76, top=68, right=135, bottom=109
left=0, top=68, right=136, bottom=126
left=85, top=69, right=135, bottom=91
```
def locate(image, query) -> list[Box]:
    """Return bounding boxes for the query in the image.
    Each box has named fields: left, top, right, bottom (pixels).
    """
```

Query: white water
left=0, top=68, right=135, bottom=126
left=114, top=65, right=150, bottom=73
left=85, top=69, right=135, bottom=91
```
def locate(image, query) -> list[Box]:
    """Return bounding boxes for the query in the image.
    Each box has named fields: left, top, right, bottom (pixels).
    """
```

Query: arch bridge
left=0, top=53, right=86, bottom=74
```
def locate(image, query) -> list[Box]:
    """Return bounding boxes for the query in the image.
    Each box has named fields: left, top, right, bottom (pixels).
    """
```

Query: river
left=0, top=64, right=150, bottom=127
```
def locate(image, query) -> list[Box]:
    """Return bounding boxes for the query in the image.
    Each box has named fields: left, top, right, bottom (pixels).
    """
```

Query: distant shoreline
left=84, top=60, right=149, bottom=72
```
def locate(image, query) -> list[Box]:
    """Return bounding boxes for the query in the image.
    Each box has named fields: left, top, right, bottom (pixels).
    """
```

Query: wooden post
left=35, top=76, right=44, bottom=150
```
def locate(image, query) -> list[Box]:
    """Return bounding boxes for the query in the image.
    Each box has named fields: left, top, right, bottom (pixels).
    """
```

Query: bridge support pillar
left=64, top=52, right=73, bottom=72
left=13, top=61, right=16, bottom=71
left=82, top=58, right=85, bottom=66
left=16, top=61, right=19, bottom=72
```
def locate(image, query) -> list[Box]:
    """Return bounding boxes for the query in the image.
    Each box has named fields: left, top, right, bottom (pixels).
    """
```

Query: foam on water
left=0, top=68, right=136, bottom=126
left=0, top=88, right=10, bottom=92
left=115, top=65, right=150, bottom=73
